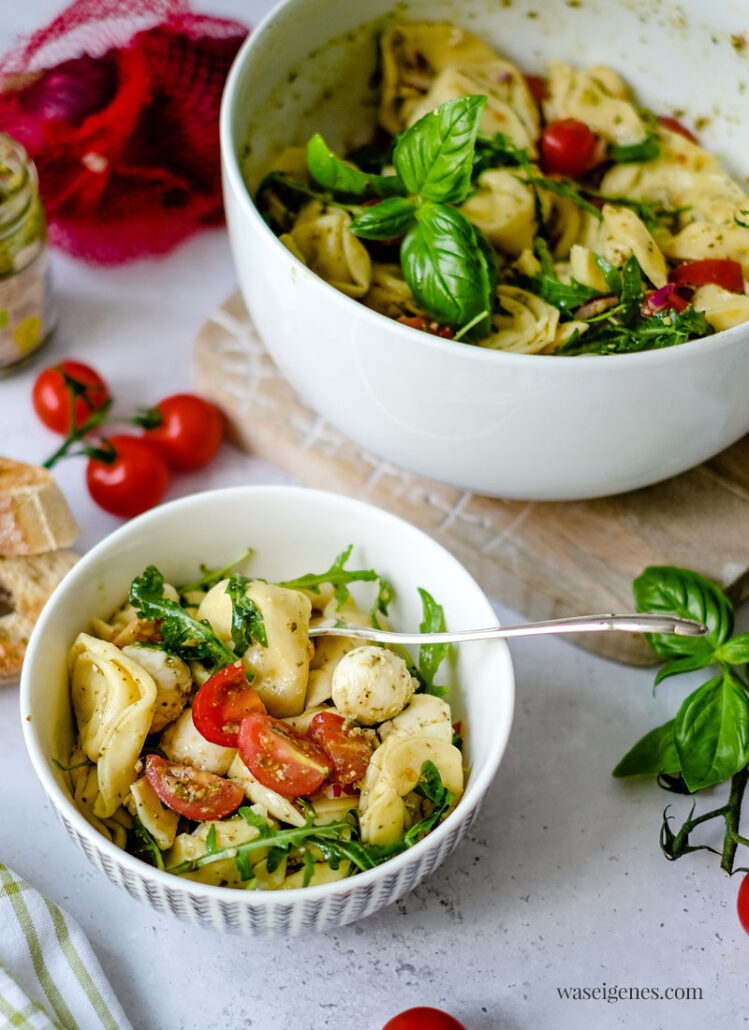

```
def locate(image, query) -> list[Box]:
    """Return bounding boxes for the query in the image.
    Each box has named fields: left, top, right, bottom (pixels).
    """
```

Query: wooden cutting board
left=193, top=291, right=749, bottom=666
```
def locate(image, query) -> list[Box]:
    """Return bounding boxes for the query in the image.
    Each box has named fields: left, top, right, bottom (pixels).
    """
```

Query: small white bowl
left=220, top=0, right=749, bottom=500
left=20, top=487, right=514, bottom=935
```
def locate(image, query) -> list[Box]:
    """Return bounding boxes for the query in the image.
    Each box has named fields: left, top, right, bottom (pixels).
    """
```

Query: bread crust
left=0, top=458, right=79, bottom=555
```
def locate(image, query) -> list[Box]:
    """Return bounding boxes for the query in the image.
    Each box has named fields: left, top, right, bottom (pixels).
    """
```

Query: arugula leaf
left=735, top=209, right=749, bottom=229
left=401, top=203, right=494, bottom=336
left=225, top=574, right=268, bottom=653
left=633, top=565, right=733, bottom=661
left=349, top=196, right=417, bottom=240
left=417, top=588, right=450, bottom=696
left=559, top=304, right=712, bottom=355
left=620, top=256, right=644, bottom=325
left=525, top=174, right=603, bottom=219
left=472, top=131, right=533, bottom=178
left=370, top=576, right=394, bottom=627
left=307, top=134, right=407, bottom=198
left=129, top=817, right=165, bottom=870
left=516, top=271, right=605, bottom=314
left=593, top=254, right=622, bottom=295
left=129, top=566, right=237, bottom=668
left=609, top=134, right=661, bottom=164
left=178, top=547, right=254, bottom=595
left=613, top=721, right=680, bottom=778
left=394, top=95, right=487, bottom=204
left=674, top=672, right=749, bottom=792
left=277, top=545, right=379, bottom=609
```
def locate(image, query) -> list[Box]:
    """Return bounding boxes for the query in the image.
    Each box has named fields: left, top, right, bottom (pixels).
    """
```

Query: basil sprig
left=304, top=96, right=495, bottom=340
left=614, top=565, right=749, bottom=873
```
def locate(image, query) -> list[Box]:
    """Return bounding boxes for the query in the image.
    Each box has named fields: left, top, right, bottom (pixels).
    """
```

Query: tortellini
left=379, top=21, right=539, bottom=152
left=331, top=646, right=415, bottom=725
left=69, top=634, right=156, bottom=818
left=121, top=645, right=191, bottom=734
left=480, top=286, right=560, bottom=354
left=598, top=204, right=668, bottom=287
left=227, top=754, right=307, bottom=827
left=663, top=222, right=749, bottom=280
left=363, top=263, right=424, bottom=322
left=198, top=579, right=312, bottom=717
left=460, top=169, right=537, bottom=257
left=165, top=813, right=285, bottom=888
left=543, top=60, right=647, bottom=146
left=126, top=778, right=179, bottom=850
left=693, top=284, right=749, bottom=332
left=160, top=708, right=235, bottom=776
left=279, top=201, right=371, bottom=298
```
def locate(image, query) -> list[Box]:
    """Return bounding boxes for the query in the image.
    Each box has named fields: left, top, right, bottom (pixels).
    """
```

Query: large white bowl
left=20, top=487, right=513, bottom=935
left=220, top=0, right=749, bottom=501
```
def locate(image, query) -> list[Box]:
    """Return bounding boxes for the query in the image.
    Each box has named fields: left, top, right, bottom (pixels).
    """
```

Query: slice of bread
left=0, top=549, right=79, bottom=684
left=0, top=458, right=79, bottom=555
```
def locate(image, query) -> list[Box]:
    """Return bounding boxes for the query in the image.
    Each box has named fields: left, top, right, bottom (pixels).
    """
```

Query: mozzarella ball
left=331, top=646, right=415, bottom=725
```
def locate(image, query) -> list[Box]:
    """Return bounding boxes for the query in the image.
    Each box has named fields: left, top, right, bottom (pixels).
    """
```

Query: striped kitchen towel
left=0, top=863, right=133, bottom=1030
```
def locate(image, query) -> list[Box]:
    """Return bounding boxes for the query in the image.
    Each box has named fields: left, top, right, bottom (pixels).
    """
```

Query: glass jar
left=0, top=133, right=56, bottom=375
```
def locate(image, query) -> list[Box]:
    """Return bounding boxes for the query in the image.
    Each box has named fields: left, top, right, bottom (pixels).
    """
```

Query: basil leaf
left=401, top=202, right=493, bottom=334
left=349, top=197, right=417, bottom=240
left=620, top=256, right=644, bottom=325
left=394, top=95, right=487, bottom=204
left=633, top=565, right=733, bottom=661
left=226, top=574, right=268, bottom=652
left=674, top=673, right=749, bottom=791
left=417, top=588, right=449, bottom=696
left=654, top=653, right=719, bottom=687
left=716, top=633, right=749, bottom=665
left=613, top=720, right=680, bottom=778
left=609, top=134, right=661, bottom=164
left=516, top=272, right=604, bottom=314
left=307, top=134, right=407, bottom=197
left=593, top=254, right=622, bottom=295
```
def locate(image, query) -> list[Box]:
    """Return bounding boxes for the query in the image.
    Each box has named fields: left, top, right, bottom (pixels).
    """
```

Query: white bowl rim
left=219, top=0, right=748, bottom=370
left=20, top=485, right=514, bottom=907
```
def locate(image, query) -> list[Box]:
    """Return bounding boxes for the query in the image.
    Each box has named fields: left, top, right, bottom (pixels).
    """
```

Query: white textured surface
left=0, top=1, right=748, bottom=1027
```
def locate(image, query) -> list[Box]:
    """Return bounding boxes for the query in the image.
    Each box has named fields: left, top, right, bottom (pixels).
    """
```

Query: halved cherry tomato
left=382, top=1008, right=467, bottom=1030
left=145, top=754, right=243, bottom=820
left=657, top=115, right=698, bottom=143
left=525, top=74, right=548, bottom=106
left=192, top=661, right=266, bottom=748
left=85, top=434, right=169, bottom=519
left=307, top=711, right=373, bottom=786
left=398, top=316, right=455, bottom=339
left=670, top=259, right=744, bottom=294
left=641, top=284, right=690, bottom=317
left=145, top=393, right=224, bottom=471
left=541, top=118, right=597, bottom=179
left=238, top=714, right=330, bottom=798
left=737, top=873, right=749, bottom=935
left=32, top=360, right=109, bottom=434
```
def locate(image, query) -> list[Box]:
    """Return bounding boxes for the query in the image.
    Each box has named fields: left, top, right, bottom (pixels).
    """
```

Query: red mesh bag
left=0, top=0, right=248, bottom=263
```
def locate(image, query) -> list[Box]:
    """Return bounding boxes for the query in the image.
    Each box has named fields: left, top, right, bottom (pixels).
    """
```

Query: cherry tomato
left=641, top=285, right=690, bottom=317
left=238, top=714, right=330, bottom=798
left=670, top=259, right=745, bottom=294
left=541, top=118, right=597, bottom=179
left=146, top=393, right=224, bottom=471
left=525, top=74, right=548, bottom=106
left=192, top=661, right=266, bottom=748
left=382, top=1008, right=467, bottom=1030
left=737, top=873, right=749, bottom=934
left=85, top=434, right=169, bottom=519
left=657, top=115, right=698, bottom=143
left=398, top=316, right=455, bottom=339
left=307, top=711, right=373, bottom=786
left=32, top=360, right=109, bottom=435
left=145, top=754, right=244, bottom=820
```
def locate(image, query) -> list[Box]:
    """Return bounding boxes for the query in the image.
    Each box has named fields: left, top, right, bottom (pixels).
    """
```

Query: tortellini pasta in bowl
left=20, top=486, right=513, bottom=933
left=222, top=0, right=749, bottom=501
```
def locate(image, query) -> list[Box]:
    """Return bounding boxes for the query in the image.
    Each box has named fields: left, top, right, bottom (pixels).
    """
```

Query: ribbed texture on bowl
left=53, top=792, right=484, bottom=935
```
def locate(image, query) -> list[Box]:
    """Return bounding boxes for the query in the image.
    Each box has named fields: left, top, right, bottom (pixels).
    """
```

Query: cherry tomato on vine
left=382, top=1008, right=467, bottom=1030
left=307, top=711, right=373, bottom=786
left=146, top=393, right=224, bottom=471
left=238, top=714, right=330, bottom=798
left=32, top=360, right=109, bottom=434
left=192, top=661, right=266, bottom=748
left=541, top=118, right=597, bottom=179
left=85, top=434, right=169, bottom=519
left=738, top=874, right=749, bottom=934
left=145, top=755, right=243, bottom=820
left=670, top=259, right=745, bottom=294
